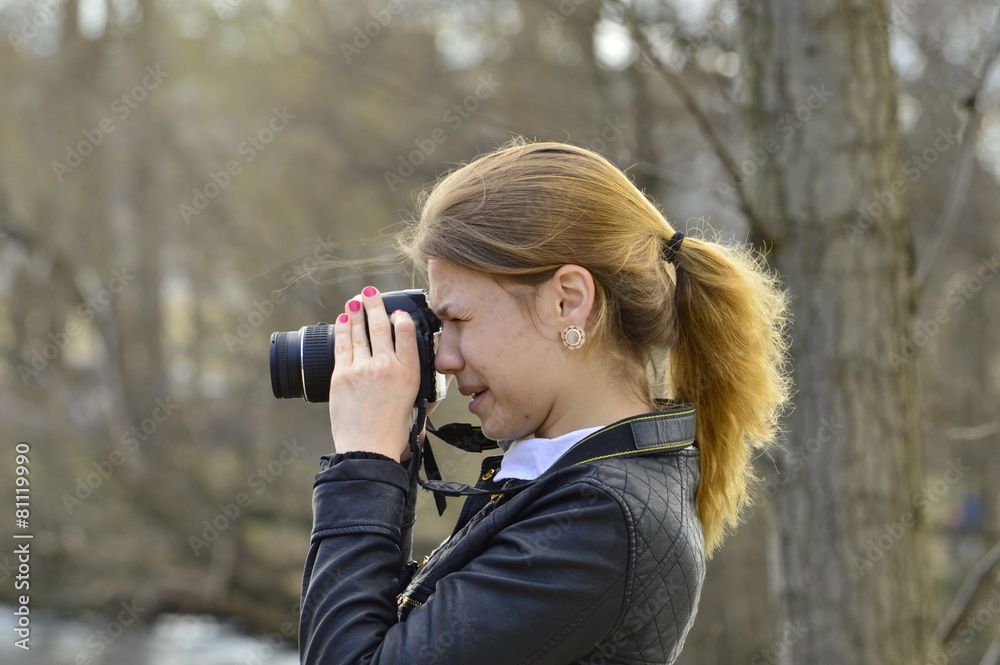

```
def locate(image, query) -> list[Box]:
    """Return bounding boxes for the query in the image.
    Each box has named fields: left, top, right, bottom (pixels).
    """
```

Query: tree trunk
left=739, top=0, right=935, bottom=662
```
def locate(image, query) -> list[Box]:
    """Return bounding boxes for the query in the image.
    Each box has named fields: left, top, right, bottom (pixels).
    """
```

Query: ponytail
left=669, top=234, right=791, bottom=556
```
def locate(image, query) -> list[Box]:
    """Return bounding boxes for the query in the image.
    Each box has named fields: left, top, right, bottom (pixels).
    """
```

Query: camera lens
left=270, top=324, right=334, bottom=402
left=270, top=290, right=444, bottom=405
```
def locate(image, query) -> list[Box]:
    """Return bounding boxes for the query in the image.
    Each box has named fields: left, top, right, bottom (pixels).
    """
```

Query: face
left=428, top=259, right=566, bottom=441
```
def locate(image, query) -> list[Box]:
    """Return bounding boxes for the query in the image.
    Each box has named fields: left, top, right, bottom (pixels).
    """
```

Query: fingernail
left=392, top=309, right=405, bottom=316
left=348, top=300, right=362, bottom=313
left=362, top=286, right=378, bottom=298
left=337, top=313, right=349, bottom=324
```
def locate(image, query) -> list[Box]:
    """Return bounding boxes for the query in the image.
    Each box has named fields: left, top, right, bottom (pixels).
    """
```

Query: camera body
left=269, top=289, right=446, bottom=405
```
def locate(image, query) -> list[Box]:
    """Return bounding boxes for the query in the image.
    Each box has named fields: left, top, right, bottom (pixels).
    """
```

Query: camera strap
left=409, top=401, right=697, bottom=516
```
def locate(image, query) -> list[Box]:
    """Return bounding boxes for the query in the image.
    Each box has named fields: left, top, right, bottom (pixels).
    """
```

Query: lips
left=469, top=389, right=487, bottom=413
left=460, top=385, right=488, bottom=413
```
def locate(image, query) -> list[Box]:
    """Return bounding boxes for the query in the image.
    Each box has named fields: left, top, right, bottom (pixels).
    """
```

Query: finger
left=361, top=286, right=394, bottom=357
left=332, top=312, right=353, bottom=370
left=347, top=296, right=370, bottom=356
left=391, top=308, right=418, bottom=367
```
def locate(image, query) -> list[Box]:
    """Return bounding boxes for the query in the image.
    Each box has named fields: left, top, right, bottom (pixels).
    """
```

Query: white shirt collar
left=494, top=426, right=604, bottom=482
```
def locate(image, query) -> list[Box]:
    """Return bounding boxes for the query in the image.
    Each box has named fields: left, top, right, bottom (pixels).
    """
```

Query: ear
left=538, top=264, right=595, bottom=327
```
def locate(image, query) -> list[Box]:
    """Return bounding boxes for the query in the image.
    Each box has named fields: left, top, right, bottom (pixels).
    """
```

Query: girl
left=299, top=141, right=789, bottom=664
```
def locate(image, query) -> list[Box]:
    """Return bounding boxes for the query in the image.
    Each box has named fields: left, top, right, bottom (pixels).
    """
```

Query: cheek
left=490, top=338, right=553, bottom=401
left=470, top=306, right=555, bottom=387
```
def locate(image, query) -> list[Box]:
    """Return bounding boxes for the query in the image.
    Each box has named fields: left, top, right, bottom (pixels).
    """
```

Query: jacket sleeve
left=299, top=458, right=630, bottom=665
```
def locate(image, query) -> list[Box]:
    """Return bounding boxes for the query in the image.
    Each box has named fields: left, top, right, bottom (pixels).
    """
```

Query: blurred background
left=0, top=0, right=998, bottom=663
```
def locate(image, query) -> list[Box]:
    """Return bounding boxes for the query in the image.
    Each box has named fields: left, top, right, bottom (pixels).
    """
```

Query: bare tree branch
left=915, top=16, right=1000, bottom=298
left=263, top=8, right=566, bottom=141
left=935, top=540, right=1000, bottom=643
left=610, top=0, right=767, bottom=239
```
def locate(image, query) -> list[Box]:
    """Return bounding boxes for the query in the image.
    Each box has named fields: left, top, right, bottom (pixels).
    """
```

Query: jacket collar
left=419, top=401, right=697, bottom=502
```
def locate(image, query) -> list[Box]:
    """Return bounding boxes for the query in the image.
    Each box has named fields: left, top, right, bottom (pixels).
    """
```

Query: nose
left=433, top=327, right=464, bottom=375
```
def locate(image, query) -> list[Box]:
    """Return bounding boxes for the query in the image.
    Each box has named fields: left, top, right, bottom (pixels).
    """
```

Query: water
left=0, top=606, right=299, bottom=665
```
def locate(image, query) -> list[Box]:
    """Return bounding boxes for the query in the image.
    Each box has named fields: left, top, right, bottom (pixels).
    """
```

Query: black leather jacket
left=299, top=409, right=705, bottom=665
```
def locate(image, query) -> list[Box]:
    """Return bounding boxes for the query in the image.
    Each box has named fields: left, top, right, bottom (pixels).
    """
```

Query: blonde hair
left=400, top=140, right=790, bottom=557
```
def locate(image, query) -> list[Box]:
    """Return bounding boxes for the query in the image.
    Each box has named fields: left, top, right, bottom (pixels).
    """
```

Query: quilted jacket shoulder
left=581, top=452, right=705, bottom=664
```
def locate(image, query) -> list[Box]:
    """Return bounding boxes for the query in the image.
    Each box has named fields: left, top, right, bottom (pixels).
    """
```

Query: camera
left=269, top=289, right=447, bottom=405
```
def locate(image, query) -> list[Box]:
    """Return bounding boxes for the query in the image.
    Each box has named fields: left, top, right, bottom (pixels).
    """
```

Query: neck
left=537, top=363, right=652, bottom=439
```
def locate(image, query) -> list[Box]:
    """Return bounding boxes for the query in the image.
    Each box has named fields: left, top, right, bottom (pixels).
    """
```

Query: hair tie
left=660, top=232, right=685, bottom=264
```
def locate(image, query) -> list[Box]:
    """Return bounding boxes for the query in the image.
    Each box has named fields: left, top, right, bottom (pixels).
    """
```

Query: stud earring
left=561, top=324, right=586, bottom=351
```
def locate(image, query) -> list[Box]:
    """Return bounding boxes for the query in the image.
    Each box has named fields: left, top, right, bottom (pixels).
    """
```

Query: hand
left=328, top=287, right=421, bottom=462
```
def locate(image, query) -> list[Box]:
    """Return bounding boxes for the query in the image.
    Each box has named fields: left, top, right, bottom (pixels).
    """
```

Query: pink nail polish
left=362, top=286, right=378, bottom=298
left=337, top=313, right=349, bottom=324
left=348, top=300, right=362, bottom=313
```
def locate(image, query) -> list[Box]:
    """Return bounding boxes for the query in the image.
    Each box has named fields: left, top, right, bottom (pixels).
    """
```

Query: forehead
left=427, top=259, right=493, bottom=314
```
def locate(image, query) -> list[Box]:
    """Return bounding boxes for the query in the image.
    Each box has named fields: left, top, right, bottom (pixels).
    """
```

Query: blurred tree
left=739, top=0, right=935, bottom=662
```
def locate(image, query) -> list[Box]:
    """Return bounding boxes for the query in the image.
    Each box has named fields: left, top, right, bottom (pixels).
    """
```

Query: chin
left=479, top=418, right=533, bottom=443
left=478, top=421, right=503, bottom=441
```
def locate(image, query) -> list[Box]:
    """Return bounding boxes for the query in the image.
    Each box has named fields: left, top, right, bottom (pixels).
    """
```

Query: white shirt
left=494, top=427, right=604, bottom=481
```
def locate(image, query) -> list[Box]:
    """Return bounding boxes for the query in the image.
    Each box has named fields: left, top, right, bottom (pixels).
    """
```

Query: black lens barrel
left=301, top=324, right=334, bottom=402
